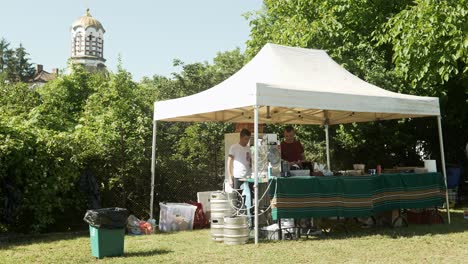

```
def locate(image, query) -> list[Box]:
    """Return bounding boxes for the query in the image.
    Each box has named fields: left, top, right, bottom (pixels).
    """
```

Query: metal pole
left=437, top=116, right=451, bottom=224
left=253, top=105, right=259, bottom=244
left=150, top=120, right=157, bottom=220
left=325, top=124, right=331, bottom=171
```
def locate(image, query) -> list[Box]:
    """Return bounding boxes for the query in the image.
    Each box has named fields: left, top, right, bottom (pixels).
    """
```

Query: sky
left=0, top=0, right=263, bottom=81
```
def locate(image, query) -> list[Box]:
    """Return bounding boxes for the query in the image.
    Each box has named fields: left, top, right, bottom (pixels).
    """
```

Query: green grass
left=1, top=209, right=467, bottom=263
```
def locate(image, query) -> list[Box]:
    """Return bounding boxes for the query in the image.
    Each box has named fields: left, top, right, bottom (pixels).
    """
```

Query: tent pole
left=437, top=116, right=450, bottom=224
left=253, top=105, right=259, bottom=244
left=150, top=120, right=157, bottom=220
left=325, top=124, right=331, bottom=170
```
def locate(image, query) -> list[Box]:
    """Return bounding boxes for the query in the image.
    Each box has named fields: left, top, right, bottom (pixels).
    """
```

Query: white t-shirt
left=229, top=143, right=252, bottom=178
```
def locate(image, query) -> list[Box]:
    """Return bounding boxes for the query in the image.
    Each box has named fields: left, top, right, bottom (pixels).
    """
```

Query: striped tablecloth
left=269, top=173, right=445, bottom=220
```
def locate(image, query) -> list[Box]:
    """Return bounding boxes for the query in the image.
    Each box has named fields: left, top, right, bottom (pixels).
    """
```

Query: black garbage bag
left=83, top=207, right=128, bottom=229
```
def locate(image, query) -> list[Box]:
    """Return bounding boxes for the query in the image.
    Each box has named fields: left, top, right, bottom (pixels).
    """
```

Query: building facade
left=70, top=9, right=106, bottom=72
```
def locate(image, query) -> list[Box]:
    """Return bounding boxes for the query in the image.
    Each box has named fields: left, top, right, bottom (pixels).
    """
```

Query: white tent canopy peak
left=153, top=43, right=440, bottom=125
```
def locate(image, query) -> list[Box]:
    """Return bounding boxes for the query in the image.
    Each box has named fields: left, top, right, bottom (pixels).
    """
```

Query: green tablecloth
left=268, top=173, right=445, bottom=220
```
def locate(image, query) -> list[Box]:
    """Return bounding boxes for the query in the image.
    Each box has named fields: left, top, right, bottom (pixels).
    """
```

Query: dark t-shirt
left=280, top=140, right=304, bottom=162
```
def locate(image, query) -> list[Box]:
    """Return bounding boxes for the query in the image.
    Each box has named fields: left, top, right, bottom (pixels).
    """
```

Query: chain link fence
left=100, top=156, right=225, bottom=223
left=102, top=173, right=224, bottom=223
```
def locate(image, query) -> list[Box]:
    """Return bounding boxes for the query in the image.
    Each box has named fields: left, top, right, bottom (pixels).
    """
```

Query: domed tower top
left=72, top=8, right=105, bottom=33
left=70, top=9, right=106, bottom=71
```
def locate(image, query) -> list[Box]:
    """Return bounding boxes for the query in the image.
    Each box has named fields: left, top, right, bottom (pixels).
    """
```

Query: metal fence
left=101, top=159, right=224, bottom=222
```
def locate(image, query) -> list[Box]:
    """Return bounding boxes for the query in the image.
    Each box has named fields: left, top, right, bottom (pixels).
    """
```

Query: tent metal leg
left=325, top=124, right=331, bottom=170
left=437, top=116, right=450, bottom=224
left=150, top=120, right=157, bottom=220
left=254, top=105, right=259, bottom=244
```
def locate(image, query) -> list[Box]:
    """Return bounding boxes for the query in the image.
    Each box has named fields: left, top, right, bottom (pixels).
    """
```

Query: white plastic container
left=197, top=191, right=213, bottom=220
left=260, top=222, right=297, bottom=240
left=159, top=203, right=197, bottom=232
left=424, top=160, right=437, bottom=172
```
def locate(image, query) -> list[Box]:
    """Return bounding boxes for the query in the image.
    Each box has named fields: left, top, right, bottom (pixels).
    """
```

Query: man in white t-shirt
left=228, top=128, right=252, bottom=190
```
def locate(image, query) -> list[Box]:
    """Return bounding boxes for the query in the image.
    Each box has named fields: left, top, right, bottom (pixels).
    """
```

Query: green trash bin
left=84, top=207, right=128, bottom=259
left=89, top=225, right=125, bottom=259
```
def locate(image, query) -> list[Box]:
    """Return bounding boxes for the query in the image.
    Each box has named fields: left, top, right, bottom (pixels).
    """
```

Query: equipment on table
left=289, top=170, right=310, bottom=176
left=224, top=132, right=280, bottom=181
left=254, top=134, right=282, bottom=177
left=281, top=160, right=291, bottom=177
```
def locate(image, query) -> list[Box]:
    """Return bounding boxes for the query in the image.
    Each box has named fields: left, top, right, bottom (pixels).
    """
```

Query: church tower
left=70, top=9, right=106, bottom=71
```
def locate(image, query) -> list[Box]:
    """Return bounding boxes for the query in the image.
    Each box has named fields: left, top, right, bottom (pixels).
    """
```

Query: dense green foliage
left=0, top=38, right=35, bottom=83
left=0, top=49, right=245, bottom=232
left=74, top=68, right=153, bottom=213
left=1, top=80, right=82, bottom=232
left=247, top=0, right=468, bottom=168
left=1, top=64, right=148, bottom=231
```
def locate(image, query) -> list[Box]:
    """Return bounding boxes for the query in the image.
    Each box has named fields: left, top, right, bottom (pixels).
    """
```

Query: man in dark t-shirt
left=280, top=126, right=305, bottom=165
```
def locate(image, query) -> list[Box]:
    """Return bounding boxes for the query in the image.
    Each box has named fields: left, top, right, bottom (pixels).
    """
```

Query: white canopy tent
left=151, top=44, right=450, bottom=244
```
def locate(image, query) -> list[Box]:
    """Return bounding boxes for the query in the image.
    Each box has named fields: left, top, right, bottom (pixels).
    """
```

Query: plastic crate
left=159, top=203, right=197, bottom=232
left=89, top=225, right=125, bottom=259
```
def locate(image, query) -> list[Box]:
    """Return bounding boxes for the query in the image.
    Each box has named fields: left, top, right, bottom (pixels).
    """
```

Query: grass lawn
left=1, top=209, right=467, bottom=263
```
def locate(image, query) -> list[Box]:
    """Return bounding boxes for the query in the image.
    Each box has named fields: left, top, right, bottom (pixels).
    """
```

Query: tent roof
left=153, top=44, right=439, bottom=125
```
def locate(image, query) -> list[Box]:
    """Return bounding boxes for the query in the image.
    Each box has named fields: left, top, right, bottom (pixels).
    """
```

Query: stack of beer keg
left=210, top=191, right=240, bottom=242
left=223, top=215, right=249, bottom=245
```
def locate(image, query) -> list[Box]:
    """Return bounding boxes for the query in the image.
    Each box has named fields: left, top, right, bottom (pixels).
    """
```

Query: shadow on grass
left=0, top=230, right=89, bottom=250
left=305, top=210, right=468, bottom=241
left=124, top=249, right=172, bottom=257
left=256, top=210, right=467, bottom=243
left=0, top=229, right=196, bottom=250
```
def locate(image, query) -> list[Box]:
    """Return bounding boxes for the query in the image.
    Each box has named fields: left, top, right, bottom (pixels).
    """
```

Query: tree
left=1, top=45, right=248, bottom=231
left=73, top=67, right=152, bottom=213
left=0, top=38, right=14, bottom=83
left=29, top=64, right=104, bottom=131
left=0, top=81, right=41, bottom=121
left=0, top=64, right=105, bottom=232
left=0, top=79, right=84, bottom=232
left=374, top=0, right=468, bottom=164
left=0, top=38, right=10, bottom=72
left=246, top=0, right=468, bottom=168
left=0, top=39, right=35, bottom=83
left=376, top=0, right=467, bottom=88
left=14, top=44, right=35, bottom=82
